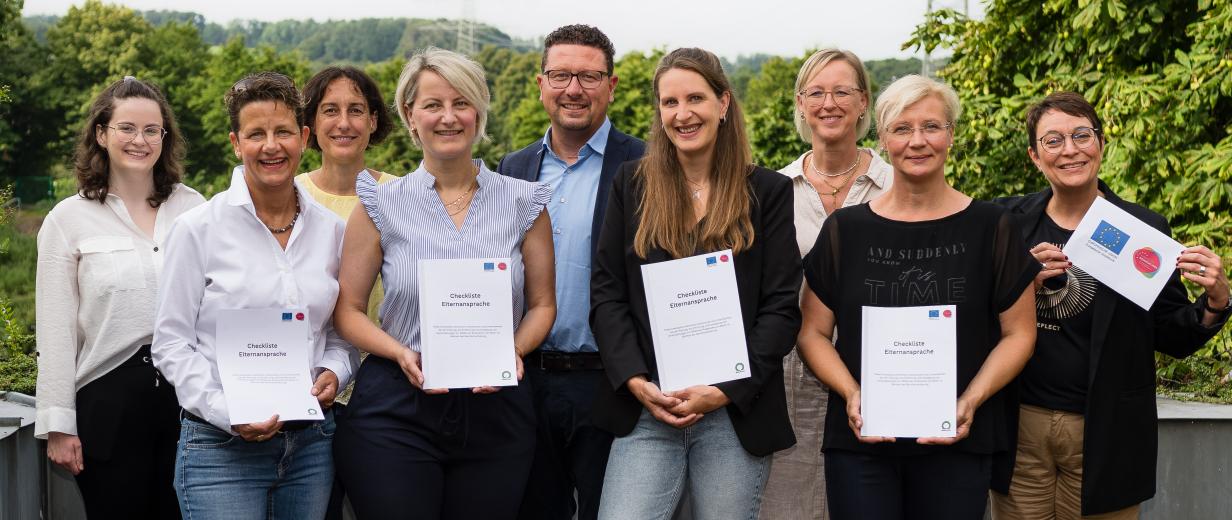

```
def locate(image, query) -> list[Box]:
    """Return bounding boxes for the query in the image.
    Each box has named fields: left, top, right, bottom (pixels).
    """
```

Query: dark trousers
left=825, top=449, right=992, bottom=520
left=334, top=356, right=536, bottom=520
left=74, top=345, right=181, bottom=519
left=516, top=362, right=613, bottom=520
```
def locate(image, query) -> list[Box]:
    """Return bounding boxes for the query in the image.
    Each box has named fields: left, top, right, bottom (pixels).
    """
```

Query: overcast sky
left=24, top=0, right=981, bottom=61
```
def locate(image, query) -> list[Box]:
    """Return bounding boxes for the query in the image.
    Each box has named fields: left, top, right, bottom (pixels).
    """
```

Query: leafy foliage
left=911, top=0, right=1232, bottom=391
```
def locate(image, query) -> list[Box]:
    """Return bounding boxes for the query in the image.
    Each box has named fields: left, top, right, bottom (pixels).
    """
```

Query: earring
left=720, top=116, right=726, bottom=125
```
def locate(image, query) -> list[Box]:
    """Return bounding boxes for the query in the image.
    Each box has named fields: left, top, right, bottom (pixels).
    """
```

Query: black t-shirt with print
left=1019, top=214, right=1099, bottom=414
left=804, top=201, right=1039, bottom=455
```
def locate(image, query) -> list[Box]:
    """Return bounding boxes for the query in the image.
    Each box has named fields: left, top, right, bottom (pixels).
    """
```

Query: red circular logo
left=498, top=262, right=508, bottom=271
left=720, top=254, right=729, bottom=262
left=1132, top=247, right=1161, bottom=278
left=943, top=309, right=952, bottom=318
left=295, top=312, right=305, bottom=321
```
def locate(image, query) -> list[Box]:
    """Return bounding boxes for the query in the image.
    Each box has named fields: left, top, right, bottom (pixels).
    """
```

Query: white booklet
left=417, top=258, right=519, bottom=389
left=641, top=250, right=750, bottom=392
left=860, top=305, right=957, bottom=438
left=214, top=308, right=324, bottom=425
left=1062, top=196, right=1184, bottom=310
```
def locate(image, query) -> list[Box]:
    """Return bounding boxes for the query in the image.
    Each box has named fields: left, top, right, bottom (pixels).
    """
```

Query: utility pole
left=456, top=0, right=476, bottom=55
left=922, top=0, right=933, bottom=77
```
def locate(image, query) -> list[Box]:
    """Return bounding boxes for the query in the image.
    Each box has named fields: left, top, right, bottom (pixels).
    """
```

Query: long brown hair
left=634, top=47, right=754, bottom=259
left=73, top=77, right=185, bottom=206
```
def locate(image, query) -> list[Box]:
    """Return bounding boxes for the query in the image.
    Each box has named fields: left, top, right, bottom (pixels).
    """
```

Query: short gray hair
left=394, top=47, right=490, bottom=147
left=874, top=74, right=961, bottom=140
left=794, top=49, right=873, bottom=142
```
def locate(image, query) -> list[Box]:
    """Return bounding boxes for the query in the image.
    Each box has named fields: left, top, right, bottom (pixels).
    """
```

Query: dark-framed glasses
left=543, top=70, right=608, bottom=89
left=1037, top=126, right=1100, bottom=154
left=101, top=123, right=167, bottom=144
left=885, top=121, right=953, bottom=141
left=799, top=86, right=863, bottom=107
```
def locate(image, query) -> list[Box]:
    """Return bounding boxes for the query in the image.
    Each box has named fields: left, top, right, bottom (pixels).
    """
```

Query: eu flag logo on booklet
left=483, top=262, right=495, bottom=271
left=1091, top=220, right=1129, bottom=255
left=705, top=256, right=717, bottom=266
left=281, top=312, right=292, bottom=321
left=928, top=309, right=940, bottom=318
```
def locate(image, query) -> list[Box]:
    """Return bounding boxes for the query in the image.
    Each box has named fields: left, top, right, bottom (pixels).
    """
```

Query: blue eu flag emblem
left=1091, top=220, right=1129, bottom=254
left=928, top=309, right=940, bottom=318
left=281, top=312, right=292, bottom=321
left=483, top=262, right=494, bottom=271
left=705, top=256, right=717, bottom=266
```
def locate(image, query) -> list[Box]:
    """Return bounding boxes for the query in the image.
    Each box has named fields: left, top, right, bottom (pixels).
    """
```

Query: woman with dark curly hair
left=35, top=76, right=204, bottom=518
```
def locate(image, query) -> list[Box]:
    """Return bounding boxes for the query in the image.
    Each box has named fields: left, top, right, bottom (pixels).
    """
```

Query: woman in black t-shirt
left=988, top=92, right=1230, bottom=519
left=797, top=75, right=1039, bottom=520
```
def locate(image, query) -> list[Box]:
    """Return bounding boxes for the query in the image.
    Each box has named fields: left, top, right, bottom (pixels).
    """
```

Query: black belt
left=527, top=350, right=603, bottom=371
left=181, top=410, right=314, bottom=432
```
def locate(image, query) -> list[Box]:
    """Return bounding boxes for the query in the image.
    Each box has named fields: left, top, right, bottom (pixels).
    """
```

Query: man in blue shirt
left=497, top=24, right=645, bottom=520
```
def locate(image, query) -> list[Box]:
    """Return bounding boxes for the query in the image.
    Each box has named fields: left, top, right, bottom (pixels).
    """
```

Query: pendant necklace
left=442, top=181, right=477, bottom=216
left=809, top=152, right=861, bottom=206
left=686, top=178, right=708, bottom=200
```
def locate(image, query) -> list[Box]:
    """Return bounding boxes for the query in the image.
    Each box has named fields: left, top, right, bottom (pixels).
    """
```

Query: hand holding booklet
left=641, top=250, right=750, bottom=392
left=860, top=305, right=957, bottom=438
left=214, top=308, right=323, bottom=425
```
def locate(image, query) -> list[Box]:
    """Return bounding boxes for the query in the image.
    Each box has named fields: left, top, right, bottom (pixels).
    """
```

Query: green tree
left=745, top=54, right=808, bottom=169
left=912, top=0, right=1232, bottom=383
left=363, top=57, right=421, bottom=175
left=1, top=0, right=58, bottom=179
left=608, top=49, right=664, bottom=142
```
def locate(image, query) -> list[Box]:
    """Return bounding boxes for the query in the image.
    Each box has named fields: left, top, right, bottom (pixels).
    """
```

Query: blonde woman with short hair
left=796, top=75, right=1039, bottom=519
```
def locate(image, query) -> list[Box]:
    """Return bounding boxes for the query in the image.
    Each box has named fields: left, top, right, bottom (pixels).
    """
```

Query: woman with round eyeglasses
left=760, top=48, right=893, bottom=520
left=988, top=91, right=1230, bottom=519
left=796, top=74, right=1039, bottom=519
left=35, top=76, right=204, bottom=518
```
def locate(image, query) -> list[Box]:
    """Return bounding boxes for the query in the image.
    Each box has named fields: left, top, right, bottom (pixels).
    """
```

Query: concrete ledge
left=1143, top=396, right=1232, bottom=520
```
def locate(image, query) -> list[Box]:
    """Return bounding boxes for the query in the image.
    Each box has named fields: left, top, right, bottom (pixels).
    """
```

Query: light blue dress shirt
left=538, top=119, right=611, bottom=353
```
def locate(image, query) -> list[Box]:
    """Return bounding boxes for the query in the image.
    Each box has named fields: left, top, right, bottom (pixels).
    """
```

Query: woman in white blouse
left=152, top=72, right=358, bottom=519
left=35, top=76, right=204, bottom=518
left=760, top=49, right=892, bottom=520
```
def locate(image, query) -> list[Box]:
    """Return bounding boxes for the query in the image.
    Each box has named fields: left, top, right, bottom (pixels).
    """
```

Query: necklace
left=807, top=152, right=862, bottom=206
left=809, top=151, right=861, bottom=177
left=441, top=180, right=477, bottom=216
left=264, top=189, right=301, bottom=234
left=686, top=178, right=708, bottom=200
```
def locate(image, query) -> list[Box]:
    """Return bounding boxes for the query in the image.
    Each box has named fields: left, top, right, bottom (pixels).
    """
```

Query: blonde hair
left=793, top=49, right=873, bottom=142
left=874, top=74, right=961, bottom=139
left=394, top=47, right=490, bottom=147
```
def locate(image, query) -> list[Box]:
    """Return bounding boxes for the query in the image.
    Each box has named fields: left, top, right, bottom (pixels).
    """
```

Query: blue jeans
left=598, top=407, right=770, bottom=520
left=174, top=413, right=335, bottom=520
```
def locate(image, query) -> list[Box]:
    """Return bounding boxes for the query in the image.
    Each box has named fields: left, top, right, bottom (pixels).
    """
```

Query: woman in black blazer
left=589, top=47, right=800, bottom=520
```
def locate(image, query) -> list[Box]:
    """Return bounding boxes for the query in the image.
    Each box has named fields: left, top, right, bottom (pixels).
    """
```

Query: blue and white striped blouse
left=357, top=160, right=551, bottom=352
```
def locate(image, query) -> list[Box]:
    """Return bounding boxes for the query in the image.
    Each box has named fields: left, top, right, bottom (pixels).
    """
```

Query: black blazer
left=992, top=181, right=1227, bottom=515
left=495, top=127, right=646, bottom=257
left=589, top=163, right=800, bottom=457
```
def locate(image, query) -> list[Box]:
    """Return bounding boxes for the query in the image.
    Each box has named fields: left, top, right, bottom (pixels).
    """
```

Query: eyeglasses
left=1037, top=126, right=1100, bottom=155
left=101, top=123, right=167, bottom=144
left=543, top=70, right=608, bottom=89
left=884, top=121, right=953, bottom=142
left=798, top=87, right=864, bottom=107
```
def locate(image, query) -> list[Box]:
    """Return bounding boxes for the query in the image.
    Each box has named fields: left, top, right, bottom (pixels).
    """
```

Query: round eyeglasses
left=1037, top=127, right=1100, bottom=155
left=543, top=70, right=608, bottom=89
left=101, top=123, right=167, bottom=145
left=798, top=87, right=864, bottom=108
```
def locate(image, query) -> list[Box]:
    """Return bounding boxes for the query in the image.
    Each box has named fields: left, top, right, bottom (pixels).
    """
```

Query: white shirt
left=779, top=148, right=893, bottom=256
left=34, top=184, right=205, bottom=438
left=153, top=167, right=358, bottom=432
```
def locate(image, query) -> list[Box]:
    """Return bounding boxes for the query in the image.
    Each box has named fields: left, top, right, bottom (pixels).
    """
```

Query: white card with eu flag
left=417, top=258, right=518, bottom=389
left=640, top=249, right=750, bottom=392
left=215, top=308, right=324, bottom=424
left=1062, top=196, right=1184, bottom=310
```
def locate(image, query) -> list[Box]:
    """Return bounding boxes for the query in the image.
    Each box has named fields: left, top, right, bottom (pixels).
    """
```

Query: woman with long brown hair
left=590, top=47, right=800, bottom=519
left=35, top=76, right=204, bottom=518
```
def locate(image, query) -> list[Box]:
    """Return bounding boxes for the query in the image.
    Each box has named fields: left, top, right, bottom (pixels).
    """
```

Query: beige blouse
left=778, top=148, right=893, bottom=257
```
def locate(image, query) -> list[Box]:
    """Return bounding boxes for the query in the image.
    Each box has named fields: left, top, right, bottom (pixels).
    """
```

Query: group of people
left=33, top=23, right=1230, bottom=520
